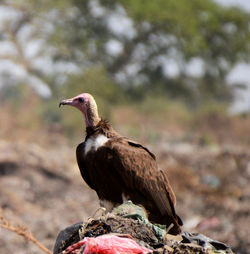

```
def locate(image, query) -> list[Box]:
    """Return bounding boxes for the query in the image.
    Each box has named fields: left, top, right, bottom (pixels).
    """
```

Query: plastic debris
left=112, top=201, right=166, bottom=241
left=63, top=234, right=152, bottom=254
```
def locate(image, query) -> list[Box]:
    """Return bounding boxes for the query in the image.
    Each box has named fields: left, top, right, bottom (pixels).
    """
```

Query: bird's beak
left=59, top=98, right=74, bottom=108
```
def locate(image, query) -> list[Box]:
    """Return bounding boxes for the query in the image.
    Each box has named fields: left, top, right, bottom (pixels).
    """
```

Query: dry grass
left=0, top=209, right=52, bottom=254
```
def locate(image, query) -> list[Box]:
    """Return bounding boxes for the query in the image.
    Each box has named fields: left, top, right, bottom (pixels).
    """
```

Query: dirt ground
left=0, top=134, right=249, bottom=253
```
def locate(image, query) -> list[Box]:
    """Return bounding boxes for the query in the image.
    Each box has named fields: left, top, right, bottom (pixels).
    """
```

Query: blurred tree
left=44, top=0, right=250, bottom=105
left=1, top=0, right=250, bottom=107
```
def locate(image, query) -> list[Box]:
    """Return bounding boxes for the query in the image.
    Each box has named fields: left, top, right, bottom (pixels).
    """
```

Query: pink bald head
left=59, top=93, right=100, bottom=127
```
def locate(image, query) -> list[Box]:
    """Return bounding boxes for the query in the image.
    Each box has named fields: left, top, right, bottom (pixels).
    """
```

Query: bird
left=59, top=93, right=183, bottom=235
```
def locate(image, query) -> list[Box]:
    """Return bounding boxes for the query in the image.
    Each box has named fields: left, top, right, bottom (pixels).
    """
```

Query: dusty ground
left=0, top=134, right=249, bottom=253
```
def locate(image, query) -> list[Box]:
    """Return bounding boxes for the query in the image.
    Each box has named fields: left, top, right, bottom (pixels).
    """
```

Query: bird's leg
left=92, top=207, right=106, bottom=219
left=83, top=207, right=106, bottom=227
left=79, top=207, right=107, bottom=240
left=165, top=223, right=174, bottom=234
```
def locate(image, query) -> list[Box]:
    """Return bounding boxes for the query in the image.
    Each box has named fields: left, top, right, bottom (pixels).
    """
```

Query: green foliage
left=195, top=102, right=228, bottom=117
left=122, top=0, right=250, bottom=59
left=137, top=95, right=191, bottom=125
left=122, top=0, right=206, bottom=50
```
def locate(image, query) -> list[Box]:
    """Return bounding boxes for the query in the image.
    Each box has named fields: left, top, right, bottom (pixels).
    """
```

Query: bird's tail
left=163, top=214, right=182, bottom=235
left=159, top=170, right=183, bottom=235
left=177, top=215, right=183, bottom=226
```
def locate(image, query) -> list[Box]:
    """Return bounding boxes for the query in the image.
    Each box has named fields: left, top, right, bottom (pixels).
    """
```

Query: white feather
left=84, top=134, right=109, bottom=155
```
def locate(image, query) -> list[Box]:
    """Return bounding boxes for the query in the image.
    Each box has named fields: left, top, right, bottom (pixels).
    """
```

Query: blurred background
left=0, top=0, right=250, bottom=253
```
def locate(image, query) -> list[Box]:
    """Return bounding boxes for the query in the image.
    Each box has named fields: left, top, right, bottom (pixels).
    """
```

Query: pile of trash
left=53, top=202, right=233, bottom=254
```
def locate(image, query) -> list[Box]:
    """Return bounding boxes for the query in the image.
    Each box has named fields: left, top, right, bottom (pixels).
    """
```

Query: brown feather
left=76, top=119, right=182, bottom=235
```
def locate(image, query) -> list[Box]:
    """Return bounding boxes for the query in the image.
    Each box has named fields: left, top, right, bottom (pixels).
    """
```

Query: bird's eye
left=78, top=97, right=84, bottom=103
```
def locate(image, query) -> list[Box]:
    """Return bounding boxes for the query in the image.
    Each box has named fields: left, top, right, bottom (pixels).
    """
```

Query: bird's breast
left=84, top=134, right=109, bottom=155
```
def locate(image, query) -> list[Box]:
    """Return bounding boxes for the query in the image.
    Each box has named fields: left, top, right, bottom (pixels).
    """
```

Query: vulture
left=59, top=93, right=182, bottom=235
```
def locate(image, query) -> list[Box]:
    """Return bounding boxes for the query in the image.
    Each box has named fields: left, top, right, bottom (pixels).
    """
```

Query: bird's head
left=59, top=93, right=101, bottom=127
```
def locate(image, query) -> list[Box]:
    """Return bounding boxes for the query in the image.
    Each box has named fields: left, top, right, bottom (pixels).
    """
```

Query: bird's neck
left=83, top=100, right=101, bottom=127
left=83, top=111, right=100, bottom=127
left=83, top=111, right=92, bottom=127
left=86, top=118, right=114, bottom=138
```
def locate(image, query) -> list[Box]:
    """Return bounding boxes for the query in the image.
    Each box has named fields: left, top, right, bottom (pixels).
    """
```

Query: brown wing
left=76, top=142, right=96, bottom=190
left=105, top=138, right=181, bottom=229
left=76, top=136, right=181, bottom=234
